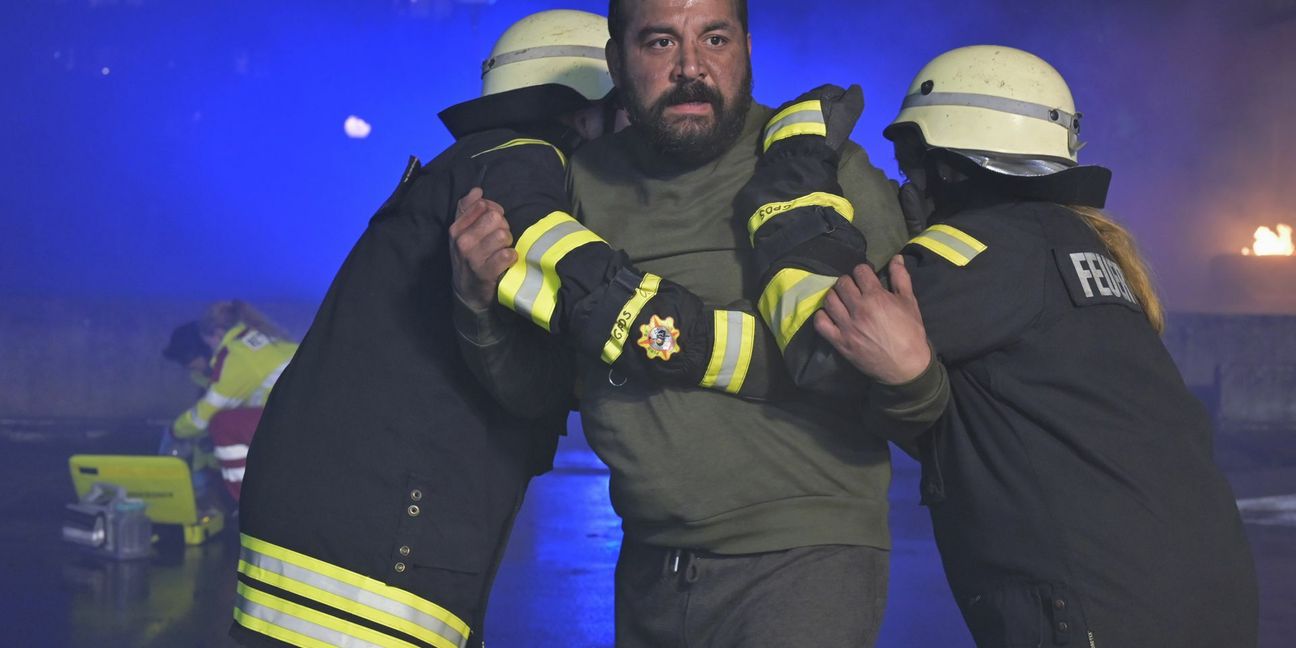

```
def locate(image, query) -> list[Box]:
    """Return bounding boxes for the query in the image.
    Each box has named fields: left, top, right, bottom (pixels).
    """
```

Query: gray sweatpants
left=614, top=540, right=890, bottom=648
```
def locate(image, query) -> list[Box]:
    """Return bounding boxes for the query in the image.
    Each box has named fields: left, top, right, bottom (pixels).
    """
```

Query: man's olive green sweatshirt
left=459, top=104, right=947, bottom=554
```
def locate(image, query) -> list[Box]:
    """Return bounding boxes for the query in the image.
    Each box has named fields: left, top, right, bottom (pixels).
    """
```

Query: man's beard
left=623, top=71, right=754, bottom=166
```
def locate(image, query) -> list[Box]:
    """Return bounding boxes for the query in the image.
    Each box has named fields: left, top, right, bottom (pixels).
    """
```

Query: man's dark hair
left=607, top=0, right=749, bottom=44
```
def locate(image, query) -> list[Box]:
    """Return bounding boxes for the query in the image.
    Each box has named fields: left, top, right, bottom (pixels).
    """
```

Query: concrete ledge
left=0, top=297, right=318, bottom=420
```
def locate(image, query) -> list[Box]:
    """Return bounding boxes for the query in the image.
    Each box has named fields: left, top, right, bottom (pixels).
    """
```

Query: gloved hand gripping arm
left=473, top=138, right=788, bottom=400
left=734, top=85, right=873, bottom=394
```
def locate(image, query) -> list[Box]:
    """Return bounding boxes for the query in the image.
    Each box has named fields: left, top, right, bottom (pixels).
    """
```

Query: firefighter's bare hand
left=449, top=188, right=516, bottom=311
left=814, top=256, right=932, bottom=385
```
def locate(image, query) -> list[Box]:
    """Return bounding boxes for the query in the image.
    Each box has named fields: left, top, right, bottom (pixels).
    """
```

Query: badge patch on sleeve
left=638, top=315, right=681, bottom=361
left=1053, top=248, right=1143, bottom=312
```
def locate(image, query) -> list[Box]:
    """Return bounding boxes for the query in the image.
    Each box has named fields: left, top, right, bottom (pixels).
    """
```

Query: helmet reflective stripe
left=901, top=91, right=1082, bottom=158
left=483, top=44, right=607, bottom=78
left=901, top=92, right=1079, bottom=133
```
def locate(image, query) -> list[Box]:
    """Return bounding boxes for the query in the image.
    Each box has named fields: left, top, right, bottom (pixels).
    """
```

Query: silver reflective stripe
left=921, top=228, right=984, bottom=263
left=512, top=220, right=587, bottom=317
left=713, top=311, right=749, bottom=391
left=241, top=547, right=467, bottom=647
left=483, top=45, right=607, bottom=77
left=236, top=591, right=392, bottom=648
left=764, top=109, right=824, bottom=146
left=259, top=361, right=288, bottom=391
left=902, top=91, right=1078, bottom=130
left=214, top=444, right=249, bottom=461
left=204, top=390, right=243, bottom=409
left=769, top=273, right=837, bottom=348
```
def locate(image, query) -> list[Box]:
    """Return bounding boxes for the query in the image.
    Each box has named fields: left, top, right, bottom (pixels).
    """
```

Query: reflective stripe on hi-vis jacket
left=470, top=138, right=567, bottom=168
left=908, top=224, right=988, bottom=267
left=762, top=99, right=827, bottom=152
left=699, top=310, right=757, bottom=394
left=747, top=192, right=856, bottom=243
left=601, top=273, right=663, bottom=365
left=497, top=212, right=606, bottom=331
left=758, top=268, right=838, bottom=351
left=235, top=534, right=470, bottom=648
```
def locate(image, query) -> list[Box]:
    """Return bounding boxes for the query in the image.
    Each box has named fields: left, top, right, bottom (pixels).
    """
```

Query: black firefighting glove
left=566, top=264, right=788, bottom=400
left=735, top=85, right=872, bottom=393
left=474, top=137, right=789, bottom=400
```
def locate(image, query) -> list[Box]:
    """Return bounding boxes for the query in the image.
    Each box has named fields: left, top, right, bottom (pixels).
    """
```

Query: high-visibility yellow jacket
left=172, top=324, right=297, bottom=439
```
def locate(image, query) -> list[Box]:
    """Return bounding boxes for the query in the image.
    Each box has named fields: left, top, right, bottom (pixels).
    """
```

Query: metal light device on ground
left=62, top=482, right=152, bottom=560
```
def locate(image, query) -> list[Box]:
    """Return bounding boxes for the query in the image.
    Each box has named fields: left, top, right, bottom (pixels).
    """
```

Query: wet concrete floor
left=1, top=422, right=1292, bottom=647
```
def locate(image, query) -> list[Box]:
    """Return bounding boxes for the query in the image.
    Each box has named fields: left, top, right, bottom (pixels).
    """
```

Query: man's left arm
left=838, top=142, right=908, bottom=264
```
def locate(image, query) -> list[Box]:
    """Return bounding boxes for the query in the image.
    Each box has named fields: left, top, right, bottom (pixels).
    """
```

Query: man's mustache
left=653, top=81, right=723, bottom=115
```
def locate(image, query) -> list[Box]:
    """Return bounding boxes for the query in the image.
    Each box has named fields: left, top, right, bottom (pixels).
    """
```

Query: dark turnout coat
left=232, top=129, right=567, bottom=648
left=906, top=200, right=1258, bottom=648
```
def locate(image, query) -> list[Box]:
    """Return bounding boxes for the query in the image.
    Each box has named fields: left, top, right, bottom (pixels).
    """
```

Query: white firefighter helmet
left=885, top=45, right=1084, bottom=176
left=481, top=9, right=612, bottom=101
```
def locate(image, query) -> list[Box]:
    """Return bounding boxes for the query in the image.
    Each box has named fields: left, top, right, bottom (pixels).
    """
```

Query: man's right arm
left=450, top=189, right=577, bottom=419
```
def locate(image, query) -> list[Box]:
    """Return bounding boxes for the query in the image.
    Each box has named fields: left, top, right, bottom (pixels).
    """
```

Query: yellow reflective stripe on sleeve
left=238, top=534, right=470, bottom=648
left=471, top=138, right=567, bottom=167
left=699, top=310, right=756, bottom=394
left=747, top=192, right=856, bottom=243
left=928, top=224, right=988, bottom=254
left=757, top=268, right=838, bottom=351
left=235, top=582, right=423, bottom=648
left=763, top=100, right=827, bottom=151
left=601, top=274, right=662, bottom=365
left=497, top=212, right=606, bottom=331
left=908, top=224, right=987, bottom=267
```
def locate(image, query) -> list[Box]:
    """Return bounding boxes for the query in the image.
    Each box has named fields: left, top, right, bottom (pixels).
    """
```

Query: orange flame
left=1241, top=224, right=1294, bottom=256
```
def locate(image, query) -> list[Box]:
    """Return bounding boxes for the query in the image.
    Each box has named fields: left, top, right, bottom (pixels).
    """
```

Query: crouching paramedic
left=167, top=301, right=297, bottom=502
left=232, top=10, right=612, bottom=648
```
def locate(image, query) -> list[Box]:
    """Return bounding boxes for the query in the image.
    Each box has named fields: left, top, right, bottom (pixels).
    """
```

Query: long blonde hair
left=199, top=300, right=293, bottom=342
left=1067, top=206, right=1165, bottom=334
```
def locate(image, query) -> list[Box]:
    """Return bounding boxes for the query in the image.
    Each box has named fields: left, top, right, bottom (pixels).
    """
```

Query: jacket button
left=394, top=562, right=407, bottom=573
left=399, top=545, right=411, bottom=557
left=410, top=489, right=423, bottom=502
left=1057, top=621, right=1070, bottom=632
left=1054, top=598, right=1067, bottom=610
left=407, top=505, right=420, bottom=517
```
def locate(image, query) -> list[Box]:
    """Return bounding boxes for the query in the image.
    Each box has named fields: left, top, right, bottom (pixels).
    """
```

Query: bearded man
left=452, top=1, right=945, bottom=645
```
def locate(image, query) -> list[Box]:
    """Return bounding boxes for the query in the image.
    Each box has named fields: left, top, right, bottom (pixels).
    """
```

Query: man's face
left=609, top=0, right=753, bottom=164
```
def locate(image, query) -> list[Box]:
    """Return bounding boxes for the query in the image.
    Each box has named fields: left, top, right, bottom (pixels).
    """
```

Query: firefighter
left=812, top=46, right=1259, bottom=647
left=167, top=300, right=297, bottom=502
left=231, top=10, right=768, bottom=648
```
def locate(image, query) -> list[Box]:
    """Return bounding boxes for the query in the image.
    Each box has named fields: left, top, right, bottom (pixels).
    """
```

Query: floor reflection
left=1, top=424, right=1292, bottom=647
